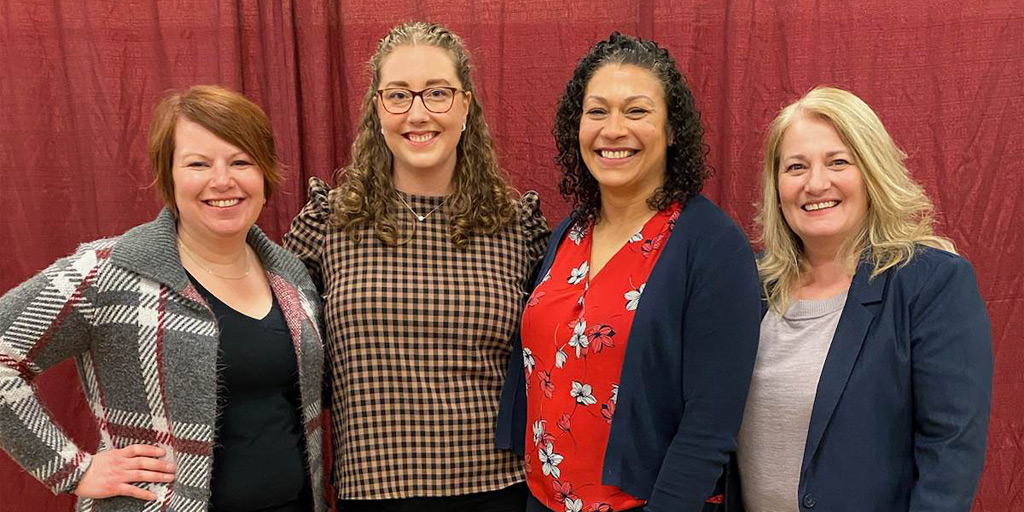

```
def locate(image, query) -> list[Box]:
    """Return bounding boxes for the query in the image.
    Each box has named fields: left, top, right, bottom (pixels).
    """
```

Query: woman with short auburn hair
left=0, top=85, right=325, bottom=511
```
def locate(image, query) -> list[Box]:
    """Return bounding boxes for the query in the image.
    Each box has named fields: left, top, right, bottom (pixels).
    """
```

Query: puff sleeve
left=283, top=177, right=332, bottom=293
left=517, top=190, right=551, bottom=287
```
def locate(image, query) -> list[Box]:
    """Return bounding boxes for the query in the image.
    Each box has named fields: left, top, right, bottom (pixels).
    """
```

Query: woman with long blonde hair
left=736, top=86, right=992, bottom=511
left=285, top=21, right=549, bottom=511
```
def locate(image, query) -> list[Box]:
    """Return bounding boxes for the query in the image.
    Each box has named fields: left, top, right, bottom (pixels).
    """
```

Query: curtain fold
left=1, top=1, right=1020, bottom=510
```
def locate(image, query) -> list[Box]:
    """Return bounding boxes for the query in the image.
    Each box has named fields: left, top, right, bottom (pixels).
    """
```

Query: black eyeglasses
left=377, top=87, right=465, bottom=114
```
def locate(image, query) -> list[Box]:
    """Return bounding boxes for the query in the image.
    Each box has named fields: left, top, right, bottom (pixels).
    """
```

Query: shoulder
left=887, top=245, right=978, bottom=296
left=287, top=176, right=335, bottom=237
left=298, top=176, right=335, bottom=221
left=251, top=228, right=318, bottom=292
left=672, top=195, right=753, bottom=255
left=516, top=190, right=543, bottom=222
left=43, top=236, right=122, bottom=280
left=679, top=195, right=747, bottom=235
left=516, top=191, right=549, bottom=234
left=284, top=177, right=336, bottom=266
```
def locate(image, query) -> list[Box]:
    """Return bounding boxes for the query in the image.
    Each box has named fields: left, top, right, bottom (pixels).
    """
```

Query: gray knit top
left=737, top=291, right=848, bottom=512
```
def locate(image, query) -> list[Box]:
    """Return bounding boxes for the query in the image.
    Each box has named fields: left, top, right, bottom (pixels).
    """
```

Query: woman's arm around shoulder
left=905, top=248, right=993, bottom=511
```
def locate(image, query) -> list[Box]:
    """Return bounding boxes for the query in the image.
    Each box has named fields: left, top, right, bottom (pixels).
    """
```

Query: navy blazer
left=737, top=247, right=992, bottom=511
left=496, top=195, right=761, bottom=512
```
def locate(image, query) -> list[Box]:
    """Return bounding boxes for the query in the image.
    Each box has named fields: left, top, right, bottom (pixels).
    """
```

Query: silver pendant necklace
left=396, top=190, right=448, bottom=222
left=178, top=238, right=252, bottom=280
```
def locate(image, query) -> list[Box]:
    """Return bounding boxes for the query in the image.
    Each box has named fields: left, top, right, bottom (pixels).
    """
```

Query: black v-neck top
left=189, top=275, right=312, bottom=511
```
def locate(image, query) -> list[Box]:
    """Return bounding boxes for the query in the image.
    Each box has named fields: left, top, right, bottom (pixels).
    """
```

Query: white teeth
left=407, top=133, right=436, bottom=143
left=600, top=149, right=636, bottom=159
left=804, top=200, right=838, bottom=211
left=207, top=199, right=240, bottom=208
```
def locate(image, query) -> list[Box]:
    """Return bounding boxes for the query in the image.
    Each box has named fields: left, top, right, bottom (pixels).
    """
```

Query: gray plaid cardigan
left=0, top=209, right=325, bottom=512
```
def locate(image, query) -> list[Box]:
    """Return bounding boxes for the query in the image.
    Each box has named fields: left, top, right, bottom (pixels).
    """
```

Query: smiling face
left=376, top=44, right=471, bottom=186
left=579, top=63, right=669, bottom=202
left=172, top=118, right=265, bottom=242
left=777, top=114, right=869, bottom=256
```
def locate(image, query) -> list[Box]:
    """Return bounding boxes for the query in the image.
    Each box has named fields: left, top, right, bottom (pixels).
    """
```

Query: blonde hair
left=149, top=85, right=281, bottom=214
left=755, top=86, right=955, bottom=313
left=329, top=21, right=517, bottom=248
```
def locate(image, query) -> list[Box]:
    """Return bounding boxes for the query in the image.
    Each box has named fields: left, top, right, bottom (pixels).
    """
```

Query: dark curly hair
left=555, top=32, right=710, bottom=222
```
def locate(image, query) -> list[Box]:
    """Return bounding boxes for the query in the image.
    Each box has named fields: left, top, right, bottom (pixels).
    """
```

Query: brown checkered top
left=284, top=177, right=550, bottom=499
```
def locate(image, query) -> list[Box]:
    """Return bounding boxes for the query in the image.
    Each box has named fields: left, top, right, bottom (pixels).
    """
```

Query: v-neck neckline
left=582, top=205, right=676, bottom=285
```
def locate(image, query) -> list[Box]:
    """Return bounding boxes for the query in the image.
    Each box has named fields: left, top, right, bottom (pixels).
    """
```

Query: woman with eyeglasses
left=285, top=21, right=550, bottom=512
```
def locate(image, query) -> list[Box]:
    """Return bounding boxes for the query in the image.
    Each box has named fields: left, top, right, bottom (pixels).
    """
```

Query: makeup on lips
left=404, top=131, right=440, bottom=146
left=203, top=198, right=244, bottom=209
left=802, top=200, right=840, bottom=213
left=595, top=148, right=640, bottom=165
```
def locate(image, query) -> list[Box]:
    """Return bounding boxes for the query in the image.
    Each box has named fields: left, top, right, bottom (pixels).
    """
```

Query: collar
left=109, top=208, right=307, bottom=293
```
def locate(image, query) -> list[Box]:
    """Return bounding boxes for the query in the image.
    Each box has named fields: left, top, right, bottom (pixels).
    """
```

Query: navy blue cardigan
left=496, top=195, right=761, bottom=512
left=734, top=247, right=993, bottom=511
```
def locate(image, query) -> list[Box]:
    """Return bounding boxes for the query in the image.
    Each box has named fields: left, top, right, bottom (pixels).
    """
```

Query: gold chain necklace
left=178, top=238, right=251, bottom=280
left=396, top=190, right=448, bottom=222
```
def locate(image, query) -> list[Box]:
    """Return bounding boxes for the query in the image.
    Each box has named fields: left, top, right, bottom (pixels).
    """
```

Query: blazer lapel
left=801, top=260, right=887, bottom=473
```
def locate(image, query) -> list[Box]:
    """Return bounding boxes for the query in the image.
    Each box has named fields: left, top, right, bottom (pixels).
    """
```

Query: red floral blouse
left=521, top=203, right=680, bottom=512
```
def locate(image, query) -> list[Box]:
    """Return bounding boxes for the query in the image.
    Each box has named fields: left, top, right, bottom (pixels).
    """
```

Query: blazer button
left=802, top=494, right=817, bottom=508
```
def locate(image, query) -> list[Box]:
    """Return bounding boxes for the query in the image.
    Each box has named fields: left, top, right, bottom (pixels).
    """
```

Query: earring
left=461, top=122, right=466, bottom=132
left=381, top=127, right=385, bottom=135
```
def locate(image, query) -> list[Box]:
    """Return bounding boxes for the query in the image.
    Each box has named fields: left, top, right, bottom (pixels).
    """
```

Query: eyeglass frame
left=376, top=86, right=467, bottom=114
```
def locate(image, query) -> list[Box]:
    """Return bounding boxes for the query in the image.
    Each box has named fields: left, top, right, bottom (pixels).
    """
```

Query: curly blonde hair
left=756, top=87, right=955, bottom=313
left=329, top=21, right=517, bottom=248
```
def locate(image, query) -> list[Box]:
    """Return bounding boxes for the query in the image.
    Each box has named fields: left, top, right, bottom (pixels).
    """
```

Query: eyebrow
left=383, top=78, right=454, bottom=88
left=583, top=94, right=656, bottom=104
left=178, top=151, right=249, bottom=160
left=784, top=150, right=849, bottom=161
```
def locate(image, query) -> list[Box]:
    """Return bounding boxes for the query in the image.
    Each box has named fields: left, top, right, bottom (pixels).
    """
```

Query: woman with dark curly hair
left=496, top=33, right=760, bottom=512
left=285, top=21, right=549, bottom=511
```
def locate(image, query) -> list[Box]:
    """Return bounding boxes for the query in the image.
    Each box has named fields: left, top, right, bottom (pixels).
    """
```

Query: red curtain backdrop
left=1, top=1, right=1021, bottom=510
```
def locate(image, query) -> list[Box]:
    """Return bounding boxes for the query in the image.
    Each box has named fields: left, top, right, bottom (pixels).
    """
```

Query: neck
left=393, top=162, right=455, bottom=196
left=597, top=187, right=658, bottom=228
left=177, top=224, right=249, bottom=265
left=798, top=243, right=856, bottom=294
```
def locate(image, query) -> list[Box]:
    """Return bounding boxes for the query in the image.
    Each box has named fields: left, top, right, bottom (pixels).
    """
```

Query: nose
left=406, top=95, right=431, bottom=122
left=600, top=112, right=628, bottom=139
left=804, top=163, right=831, bottom=194
left=209, top=161, right=233, bottom=188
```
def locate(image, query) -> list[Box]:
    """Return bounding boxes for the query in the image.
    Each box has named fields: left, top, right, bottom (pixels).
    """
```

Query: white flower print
left=628, top=231, right=643, bottom=243
left=611, top=383, right=619, bottom=404
left=624, top=283, right=646, bottom=311
left=567, top=261, right=589, bottom=285
left=539, top=442, right=564, bottom=478
left=532, top=419, right=546, bottom=445
left=570, top=381, right=598, bottom=406
left=555, top=348, right=568, bottom=369
left=523, top=347, right=535, bottom=375
left=568, top=320, right=589, bottom=357
left=568, top=223, right=585, bottom=245
left=564, top=498, right=583, bottom=512
left=542, top=268, right=551, bottom=283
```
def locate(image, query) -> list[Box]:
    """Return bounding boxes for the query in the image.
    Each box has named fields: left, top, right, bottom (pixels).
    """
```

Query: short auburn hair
left=148, top=85, right=282, bottom=213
